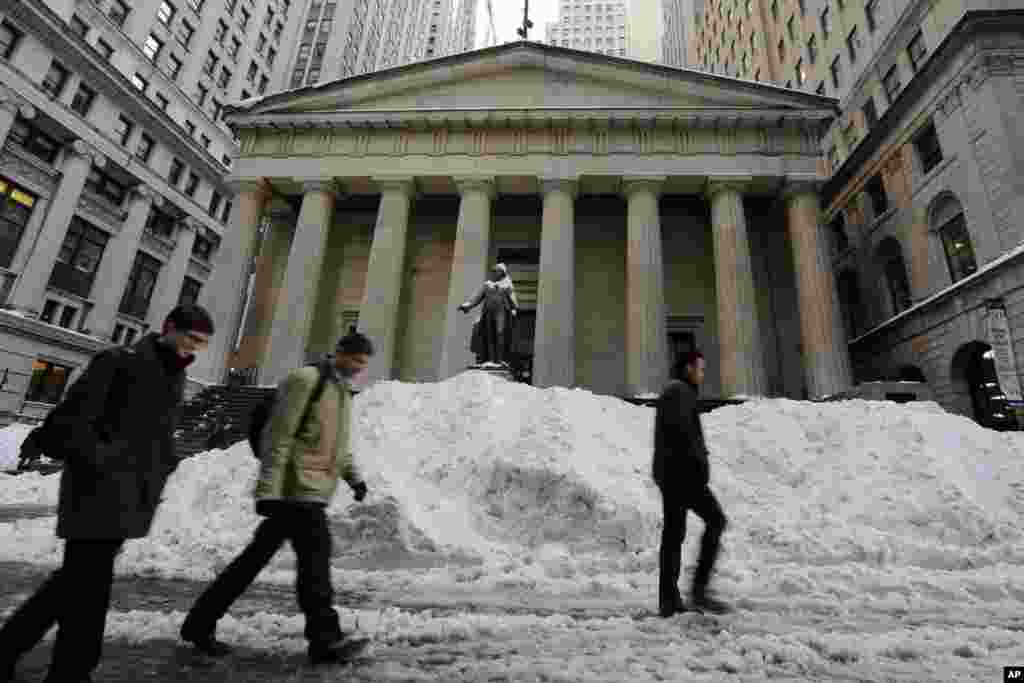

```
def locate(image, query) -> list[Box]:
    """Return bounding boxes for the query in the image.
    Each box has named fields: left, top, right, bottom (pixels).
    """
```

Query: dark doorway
left=952, top=341, right=1019, bottom=430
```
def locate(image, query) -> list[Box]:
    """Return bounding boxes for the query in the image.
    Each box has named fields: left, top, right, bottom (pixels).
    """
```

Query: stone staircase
left=175, top=385, right=276, bottom=459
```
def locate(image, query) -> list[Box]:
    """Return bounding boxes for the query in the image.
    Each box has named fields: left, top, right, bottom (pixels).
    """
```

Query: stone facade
left=198, top=43, right=855, bottom=401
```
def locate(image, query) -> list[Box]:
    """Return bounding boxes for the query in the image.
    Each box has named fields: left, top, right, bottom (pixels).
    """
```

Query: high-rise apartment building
left=660, top=0, right=694, bottom=67
left=544, top=0, right=630, bottom=58
left=284, top=0, right=479, bottom=90
left=0, top=0, right=305, bottom=423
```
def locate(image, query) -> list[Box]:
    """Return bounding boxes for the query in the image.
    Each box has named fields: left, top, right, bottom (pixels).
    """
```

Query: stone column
left=623, top=177, right=670, bottom=397
left=439, top=177, right=495, bottom=379
left=0, top=93, right=34, bottom=147
left=87, top=186, right=161, bottom=338
left=534, top=178, right=578, bottom=389
left=234, top=207, right=294, bottom=369
left=147, top=218, right=199, bottom=329
left=359, top=177, right=415, bottom=384
left=262, top=180, right=338, bottom=385
left=193, top=180, right=271, bottom=384
left=783, top=180, right=853, bottom=398
left=907, top=206, right=931, bottom=301
left=707, top=179, right=768, bottom=397
left=8, top=140, right=105, bottom=314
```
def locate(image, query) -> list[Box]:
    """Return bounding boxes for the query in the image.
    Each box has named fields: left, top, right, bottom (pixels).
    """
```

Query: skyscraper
left=544, top=0, right=630, bottom=58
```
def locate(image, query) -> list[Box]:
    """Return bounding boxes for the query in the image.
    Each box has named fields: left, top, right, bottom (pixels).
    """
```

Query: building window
left=230, top=37, right=242, bottom=60
left=258, top=74, right=269, bottom=94
left=883, top=64, right=902, bottom=102
left=192, top=234, right=214, bottom=260
left=177, top=20, right=195, bottom=48
left=124, top=327, right=137, bottom=345
left=26, top=360, right=72, bottom=404
left=830, top=56, right=841, bottom=89
left=196, top=84, right=209, bottom=106
left=108, top=0, right=130, bottom=27
left=40, top=300, right=59, bottom=324
left=70, top=14, right=89, bottom=38
left=135, top=133, right=155, bottom=163
left=114, top=114, right=134, bottom=146
left=267, top=46, right=277, bottom=68
left=41, top=60, right=70, bottom=99
left=218, top=67, right=232, bottom=89
left=247, top=61, right=258, bottom=82
left=220, top=199, right=232, bottom=223
left=58, top=305, right=77, bottom=329
left=208, top=191, right=222, bottom=217
left=816, top=81, right=826, bottom=96
left=787, top=15, right=796, bottom=41
left=820, top=6, right=831, bottom=39
left=155, top=92, right=169, bottom=111
left=0, top=177, right=37, bottom=268
left=187, top=0, right=204, bottom=13
left=200, top=134, right=211, bottom=149
left=221, top=154, right=232, bottom=168
left=0, top=20, right=24, bottom=60
left=934, top=200, right=977, bottom=283
left=184, top=172, right=199, bottom=197
left=167, top=53, right=183, bottom=80
left=203, top=51, right=219, bottom=76
left=48, top=217, right=109, bottom=298
left=846, top=27, right=860, bottom=63
left=131, top=73, right=149, bottom=93
left=158, top=1, right=176, bottom=25
left=907, top=31, right=927, bottom=72
left=70, top=83, right=96, bottom=116
left=9, top=117, right=60, bottom=164
left=770, top=0, right=779, bottom=19
left=112, top=323, right=124, bottom=343
left=96, top=38, right=115, bottom=61
left=865, top=175, right=888, bottom=219
left=240, top=7, right=251, bottom=28
left=145, top=206, right=176, bottom=239
left=168, top=158, right=185, bottom=185
left=859, top=99, right=878, bottom=131
left=119, top=252, right=162, bottom=319
left=143, top=34, right=164, bottom=61
left=795, top=58, right=805, bottom=87
left=865, top=0, right=878, bottom=32
left=179, top=276, right=202, bottom=306
left=914, top=121, right=943, bottom=175
left=84, top=166, right=128, bottom=205
left=211, top=98, right=223, bottom=121
left=214, top=19, right=228, bottom=43
left=807, top=34, right=817, bottom=64
left=184, top=120, right=196, bottom=137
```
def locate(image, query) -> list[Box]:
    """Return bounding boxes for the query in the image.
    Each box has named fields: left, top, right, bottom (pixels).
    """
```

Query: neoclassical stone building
left=194, top=42, right=854, bottom=400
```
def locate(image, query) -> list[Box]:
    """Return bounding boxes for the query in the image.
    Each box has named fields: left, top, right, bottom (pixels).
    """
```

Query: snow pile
left=0, top=423, right=33, bottom=472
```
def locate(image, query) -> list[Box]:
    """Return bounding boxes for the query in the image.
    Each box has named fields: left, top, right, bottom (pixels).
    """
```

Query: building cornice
left=0, top=309, right=109, bottom=355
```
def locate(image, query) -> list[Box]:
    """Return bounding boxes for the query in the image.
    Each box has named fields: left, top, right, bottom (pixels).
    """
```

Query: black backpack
left=248, top=363, right=330, bottom=459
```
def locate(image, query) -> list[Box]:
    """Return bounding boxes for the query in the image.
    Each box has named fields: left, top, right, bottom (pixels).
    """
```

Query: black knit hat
left=165, top=304, right=215, bottom=334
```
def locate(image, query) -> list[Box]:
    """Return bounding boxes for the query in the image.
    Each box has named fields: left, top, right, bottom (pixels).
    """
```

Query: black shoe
left=658, top=597, right=687, bottom=618
left=181, top=624, right=232, bottom=657
left=308, top=636, right=369, bottom=665
left=689, top=592, right=732, bottom=615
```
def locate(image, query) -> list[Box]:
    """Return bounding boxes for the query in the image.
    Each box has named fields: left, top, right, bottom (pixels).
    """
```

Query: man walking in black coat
left=652, top=350, right=730, bottom=617
left=0, top=304, right=215, bottom=683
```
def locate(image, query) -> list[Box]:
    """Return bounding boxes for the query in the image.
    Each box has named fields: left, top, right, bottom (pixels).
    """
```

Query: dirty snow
left=2, top=371, right=1024, bottom=681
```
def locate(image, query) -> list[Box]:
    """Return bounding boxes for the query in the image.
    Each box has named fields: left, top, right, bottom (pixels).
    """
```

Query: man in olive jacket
left=0, top=304, right=215, bottom=683
left=653, top=350, right=730, bottom=617
left=180, top=332, right=373, bottom=664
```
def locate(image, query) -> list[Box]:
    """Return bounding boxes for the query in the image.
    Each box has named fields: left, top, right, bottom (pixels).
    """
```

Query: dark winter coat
left=652, top=380, right=710, bottom=492
left=50, top=333, right=188, bottom=540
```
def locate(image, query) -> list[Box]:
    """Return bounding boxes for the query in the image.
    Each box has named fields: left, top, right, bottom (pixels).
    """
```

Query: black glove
left=350, top=480, right=368, bottom=502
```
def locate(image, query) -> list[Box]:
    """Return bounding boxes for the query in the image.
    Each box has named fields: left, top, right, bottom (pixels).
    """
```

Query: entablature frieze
left=234, top=109, right=831, bottom=160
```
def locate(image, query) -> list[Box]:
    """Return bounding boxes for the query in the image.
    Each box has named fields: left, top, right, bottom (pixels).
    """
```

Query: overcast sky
left=477, top=0, right=559, bottom=47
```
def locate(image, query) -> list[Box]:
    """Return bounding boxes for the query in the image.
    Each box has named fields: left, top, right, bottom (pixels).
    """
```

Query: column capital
left=373, top=176, right=417, bottom=195
left=295, top=178, right=341, bottom=196
left=225, top=178, right=273, bottom=197
left=453, top=176, right=496, bottom=198
left=705, top=176, right=753, bottom=201
left=67, top=139, right=106, bottom=168
left=130, top=184, right=163, bottom=207
left=780, top=176, right=826, bottom=202
left=540, top=177, right=578, bottom=198
left=622, top=176, right=666, bottom=199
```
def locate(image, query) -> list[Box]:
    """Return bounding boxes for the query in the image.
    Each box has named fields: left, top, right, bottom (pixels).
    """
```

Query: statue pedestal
left=466, top=363, right=513, bottom=381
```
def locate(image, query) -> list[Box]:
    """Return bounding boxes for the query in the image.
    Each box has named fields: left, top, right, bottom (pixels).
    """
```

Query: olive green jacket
left=253, top=365, right=361, bottom=505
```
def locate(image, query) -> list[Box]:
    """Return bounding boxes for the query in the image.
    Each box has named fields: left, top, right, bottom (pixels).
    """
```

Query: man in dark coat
left=0, top=304, right=215, bottom=683
left=652, top=350, right=730, bottom=617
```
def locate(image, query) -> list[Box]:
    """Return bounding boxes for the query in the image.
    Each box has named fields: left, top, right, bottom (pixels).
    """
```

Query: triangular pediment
left=234, top=42, right=836, bottom=120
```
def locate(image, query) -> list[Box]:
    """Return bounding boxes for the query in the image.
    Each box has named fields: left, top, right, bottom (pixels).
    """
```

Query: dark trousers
left=183, top=502, right=341, bottom=645
left=658, top=485, right=727, bottom=609
left=0, top=538, right=123, bottom=681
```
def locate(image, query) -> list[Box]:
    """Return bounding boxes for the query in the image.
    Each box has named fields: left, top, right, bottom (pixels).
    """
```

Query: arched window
left=876, top=237, right=912, bottom=315
left=836, top=269, right=863, bottom=339
left=930, top=194, right=977, bottom=283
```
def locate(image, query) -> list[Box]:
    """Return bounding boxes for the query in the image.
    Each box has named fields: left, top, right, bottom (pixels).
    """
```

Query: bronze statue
left=458, top=263, right=518, bottom=366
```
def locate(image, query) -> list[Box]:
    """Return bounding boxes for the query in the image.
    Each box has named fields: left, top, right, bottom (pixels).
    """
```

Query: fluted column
left=147, top=218, right=199, bottom=328
left=783, top=180, right=853, bottom=398
left=623, top=177, right=670, bottom=397
left=707, top=178, right=768, bottom=397
left=534, top=178, right=578, bottom=389
left=0, top=93, right=34, bottom=147
left=262, top=180, right=338, bottom=385
left=359, top=177, right=415, bottom=384
left=87, top=186, right=162, bottom=338
left=234, top=207, right=295, bottom=369
left=193, top=180, right=271, bottom=383
left=9, top=140, right=105, bottom=314
left=439, top=177, right=494, bottom=379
